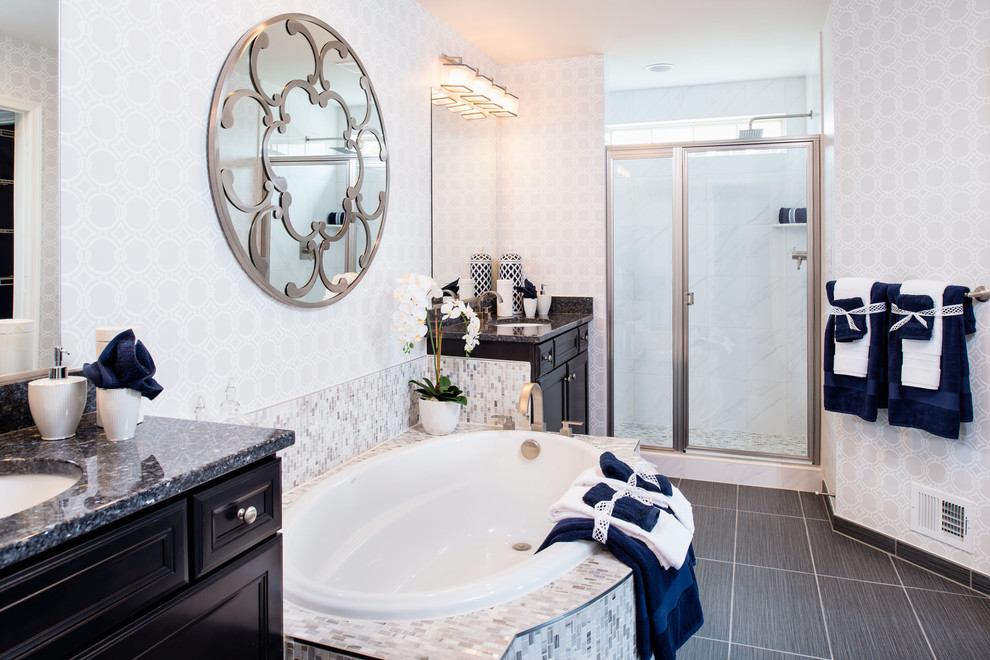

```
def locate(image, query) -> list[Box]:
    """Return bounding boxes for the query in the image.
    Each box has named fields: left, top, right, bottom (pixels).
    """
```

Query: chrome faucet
left=477, top=290, right=503, bottom=323
left=518, top=382, right=545, bottom=432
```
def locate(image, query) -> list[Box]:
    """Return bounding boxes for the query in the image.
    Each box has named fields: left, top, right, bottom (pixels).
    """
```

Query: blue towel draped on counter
left=538, top=519, right=702, bottom=660
left=824, top=281, right=890, bottom=421
left=600, top=452, right=673, bottom=496
left=583, top=482, right=663, bottom=531
left=886, top=284, right=975, bottom=439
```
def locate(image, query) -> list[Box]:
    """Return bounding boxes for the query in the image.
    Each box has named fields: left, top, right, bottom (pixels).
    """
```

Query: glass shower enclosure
left=608, top=138, right=821, bottom=461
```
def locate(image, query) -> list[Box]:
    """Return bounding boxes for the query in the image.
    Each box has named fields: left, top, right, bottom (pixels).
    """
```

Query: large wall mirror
left=0, top=0, right=59, bottom=378
left=431, top=104, right=497, bottom=295
left=209, top=14, right=389, bottom=307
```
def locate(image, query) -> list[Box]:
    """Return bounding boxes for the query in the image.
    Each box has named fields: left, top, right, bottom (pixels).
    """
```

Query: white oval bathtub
left=283, top=430, right=599, bottom=621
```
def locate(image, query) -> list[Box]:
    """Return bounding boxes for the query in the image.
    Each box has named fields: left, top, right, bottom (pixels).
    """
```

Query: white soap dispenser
left=28, top=347, right=88, bottom=440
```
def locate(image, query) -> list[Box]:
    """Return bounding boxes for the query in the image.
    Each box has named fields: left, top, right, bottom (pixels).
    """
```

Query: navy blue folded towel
left=83, top=329, right=163, bottom=400
left=539, top=519, right=702, bottom=660
left=832, top=296, right=867, bottom=342
left=442, top=278, right=459, bottom=295
left=583, top=482, right=662, bottom=531
left=600, top=452, right=672, bottom=496
left=778, top=207, right=807, bottom=224
left=886, top=285, right=975, bottom=439
left=824, top=280, right=891, bottom=422
left=514, top=278, right=538, bottom=299
left=893, top=294, right=935, bottom=340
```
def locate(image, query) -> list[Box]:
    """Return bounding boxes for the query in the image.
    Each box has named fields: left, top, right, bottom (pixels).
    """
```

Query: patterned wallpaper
left=0, top=35, right=59, bottom=369
left=828, top=0, right=990, bottom=573
left=58, top=0, right=495, bottom=419
left=499, top=56, right=607, bottom=435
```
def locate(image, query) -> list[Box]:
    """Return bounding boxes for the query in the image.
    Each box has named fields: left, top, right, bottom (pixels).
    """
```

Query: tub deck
left=283, top=422, right=641, bottom=660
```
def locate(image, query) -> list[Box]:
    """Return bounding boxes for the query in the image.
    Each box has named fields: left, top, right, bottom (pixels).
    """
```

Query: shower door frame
left=607, top=136, right=822, bottom=464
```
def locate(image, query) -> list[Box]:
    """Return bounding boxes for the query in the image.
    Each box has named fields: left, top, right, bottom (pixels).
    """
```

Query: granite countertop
left=0, top=414, right=295, bottom=571
left=436, top=295, right=594, bottom=345
left=285, top=422, right=641, bottom=660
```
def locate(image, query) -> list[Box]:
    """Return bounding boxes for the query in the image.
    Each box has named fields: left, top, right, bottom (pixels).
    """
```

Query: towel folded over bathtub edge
left=573, top=467, right=695, bottom=533
left=538, top=518, right=702, bottom=660
left=824, top=280, right=891, bottom=422
left=887, top=284, right=976, bottom=439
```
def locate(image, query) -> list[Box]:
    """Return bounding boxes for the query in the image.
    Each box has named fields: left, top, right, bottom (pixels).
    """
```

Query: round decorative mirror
left=208, top=14, right=389, bottom=307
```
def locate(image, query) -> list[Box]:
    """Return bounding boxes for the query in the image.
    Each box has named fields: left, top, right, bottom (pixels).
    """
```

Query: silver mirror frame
left=207, top=13, right=389, bottom=307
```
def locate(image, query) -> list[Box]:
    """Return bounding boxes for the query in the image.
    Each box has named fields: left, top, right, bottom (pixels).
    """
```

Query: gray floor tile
left=695, top=559, right=733, bottom=641
left=908, top=587, right=990, bottom=658
left=738, top=486, right=803, bottom=517
left=736, top=512, right=813, bottom=572
left=731, top=644, right=827, bottom=659
left=895, top=558, right=985, bottom=597
left=731, top=565, right=829, bottom=657
left=806, top=519, right=899, bottom=584
left=678, top=636, right=729, bottom=659
left=693, top=506, right=737, bottom=561
left=819, top=576, right=933, bottom=660
left=679, top=479, right=738, bottom=509
left=799, top=491, right=829, bottom=520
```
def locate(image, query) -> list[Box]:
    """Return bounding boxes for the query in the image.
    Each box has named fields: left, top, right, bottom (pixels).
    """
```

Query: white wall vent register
left=910, top=483, right=972, bottom=552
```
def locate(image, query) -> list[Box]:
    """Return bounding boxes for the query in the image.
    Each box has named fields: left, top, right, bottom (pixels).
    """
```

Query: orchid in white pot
left=394, top=274, right=481, bottom=434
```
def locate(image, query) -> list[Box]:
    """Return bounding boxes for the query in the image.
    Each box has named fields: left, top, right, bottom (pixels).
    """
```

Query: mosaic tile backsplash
left=250, top=355, right=532, bottom=488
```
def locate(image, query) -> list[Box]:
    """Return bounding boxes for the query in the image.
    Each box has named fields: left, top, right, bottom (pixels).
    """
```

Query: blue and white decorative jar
left=470, top=252, right=493, bottom=295
left=499, top=252, right=523, bottom=314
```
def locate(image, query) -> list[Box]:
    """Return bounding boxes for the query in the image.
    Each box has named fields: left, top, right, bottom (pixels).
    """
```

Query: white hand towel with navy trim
left=547, top=486, right=693, bottom=569
left=897, top=280, right=947, bottom=390
left=572, top=467, right=694, bottom=534
left=832, top=278, right=875, bottom=377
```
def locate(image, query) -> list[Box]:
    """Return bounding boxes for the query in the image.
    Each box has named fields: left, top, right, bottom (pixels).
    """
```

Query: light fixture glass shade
left=475, top=83, right=505, bottom=110
left=461, top=111, right=487, bottom=120
left=461, top=75, right=493, bottom=102
left=445, top=102, right=474, bottom=113
left=489, top=92, right=519, bottom=117
left=441, top=63, right=476, bottom=94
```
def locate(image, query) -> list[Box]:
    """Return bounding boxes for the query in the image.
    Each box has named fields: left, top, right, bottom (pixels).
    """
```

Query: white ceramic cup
left=523, top=298, right=538, bottom=318
left=457, top=278, right=475, bottom=300
left=96, top=387, right=142, bottom=441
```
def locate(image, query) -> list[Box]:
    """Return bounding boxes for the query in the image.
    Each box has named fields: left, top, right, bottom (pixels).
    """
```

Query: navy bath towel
left=778, top=207, right=807, bottom=224
left=886, top=284, right=975, bottom=439
left=538, top=518, right=703, bottom=660
left=824, top=281, right=890, bottom=422
left=83, top=329, right=163, bottom=400
left=832, top=296, right=868, bottom=342
left=891, top=293, right=935, bottom=341
left=600, top=452, right=673, bottom=496
left=583, top=482, right=663, bottom=531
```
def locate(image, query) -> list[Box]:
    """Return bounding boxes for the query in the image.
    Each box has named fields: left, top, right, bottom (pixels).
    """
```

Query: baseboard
left=642, top=449, right=822, bottom=491
left=819, top=480, right=989, bottom=596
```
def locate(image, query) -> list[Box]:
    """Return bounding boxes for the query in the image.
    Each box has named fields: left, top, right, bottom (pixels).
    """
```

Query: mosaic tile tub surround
left=283, top=424, right=643, bottom=660
left=249, top=355, right=530, bottom=488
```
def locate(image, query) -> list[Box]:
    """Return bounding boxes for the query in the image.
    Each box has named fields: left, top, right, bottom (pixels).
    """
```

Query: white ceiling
left=0, top=0, right=58, bottom=49
left=416, top=0, right=830, bottom=91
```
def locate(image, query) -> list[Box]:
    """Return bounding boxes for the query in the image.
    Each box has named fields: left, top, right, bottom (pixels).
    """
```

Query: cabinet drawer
left=192, top=458, right=281, bottom=578
left=553, top=328, right=580, bottom=365
left=0, top=501, right=188, bottom=659
left=535, top=340, right=555, bottom=377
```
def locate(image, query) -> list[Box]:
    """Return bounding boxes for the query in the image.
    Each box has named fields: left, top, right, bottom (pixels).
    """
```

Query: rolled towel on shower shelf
left=600, top=452, right=672, bottom=496
left=832, top=296, right=868, bottom=342
left=777, top=207, right=808, bottom=224
left=890, top=293, right=935, bottom=340
left=582, top=482, right=663, bottom=532
left=573, top=467, right=695, bottom=533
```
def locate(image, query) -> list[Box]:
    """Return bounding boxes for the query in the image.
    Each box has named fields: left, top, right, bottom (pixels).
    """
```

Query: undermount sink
left=495, top=322, right=546, bottom=328
left=0, top=460, right=83, bottom=518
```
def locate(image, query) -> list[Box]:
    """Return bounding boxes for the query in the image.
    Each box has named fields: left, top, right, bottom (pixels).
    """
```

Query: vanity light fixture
left=438, top=54, right=518, bottom=120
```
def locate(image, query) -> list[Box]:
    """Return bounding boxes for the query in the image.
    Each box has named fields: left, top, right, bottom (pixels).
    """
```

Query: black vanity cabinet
left=434, top=320, right=591, bottom=433
left=0, top=457, right=283, bottom=660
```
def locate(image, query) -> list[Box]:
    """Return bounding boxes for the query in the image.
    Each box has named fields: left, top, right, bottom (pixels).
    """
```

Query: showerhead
left=738, top=128, right=764, bottom=138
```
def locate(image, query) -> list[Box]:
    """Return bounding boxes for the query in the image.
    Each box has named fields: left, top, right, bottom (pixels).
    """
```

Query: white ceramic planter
left=96, top=387, right=142, bottom=441
left=418, top=398, right=461, bottom=435
left=523, top=298, right=538, bottom=318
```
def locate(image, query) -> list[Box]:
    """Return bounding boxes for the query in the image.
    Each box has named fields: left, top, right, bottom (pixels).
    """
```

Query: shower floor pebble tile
left=284, top=424, right=640, bottom=660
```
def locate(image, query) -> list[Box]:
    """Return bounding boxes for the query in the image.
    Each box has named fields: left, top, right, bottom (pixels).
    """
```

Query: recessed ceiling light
left=645, top=63, right=675, bottom=73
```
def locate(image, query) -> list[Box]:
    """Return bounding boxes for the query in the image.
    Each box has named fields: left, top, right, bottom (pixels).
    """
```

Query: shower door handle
left=685, top=292, right=695, bottom=306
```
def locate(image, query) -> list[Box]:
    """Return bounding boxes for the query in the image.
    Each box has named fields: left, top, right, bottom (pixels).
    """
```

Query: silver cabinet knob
left=237, top=505, right=258, bottom=525
left=543, top=353, right=553, bottom=363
